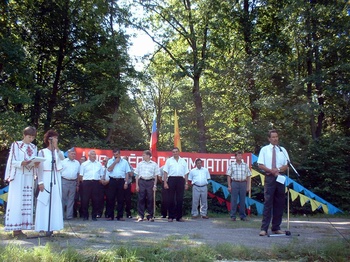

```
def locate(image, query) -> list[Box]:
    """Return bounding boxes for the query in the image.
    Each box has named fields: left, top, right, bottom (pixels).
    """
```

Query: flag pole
left=174, top=109, right=182, bottom=152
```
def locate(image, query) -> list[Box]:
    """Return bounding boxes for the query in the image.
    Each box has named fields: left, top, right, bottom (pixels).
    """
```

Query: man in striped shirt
left=134, top=150, right=160, bottom=222
left=226, top=151, right=251, bottom=221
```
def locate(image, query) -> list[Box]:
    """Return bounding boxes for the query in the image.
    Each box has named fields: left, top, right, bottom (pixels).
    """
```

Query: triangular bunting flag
left=321, top=204, right=329, bottom=214
left=211, top=181, right=220, bottom=194
left=289, top=189, right=299, bottom=201
left=222, top=186, right=230, bottom=198
left=251, top=169, right=259, bottom=178
left=250, top=199, right=264, bottom=215
left=226, top=201, right=231, bottom=211
left=208, top=192, right=215, bottom=198
left=0, top=192, right=8, bottom=202
left=293, top=182, right=304, bottom=193
left=299, top=194, right=309, bottom=206
left=260, top=174, right=265, bottom=186
left=285, top=176, right=293, bottom=187
left=310, top=199, right=320, bottom=211
left=216, top=196, right=225, bottom=205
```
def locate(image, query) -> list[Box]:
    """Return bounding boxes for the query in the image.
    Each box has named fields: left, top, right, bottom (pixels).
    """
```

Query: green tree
left=136, top=0, right=231, bottom=152
left=300, top=135, right=350, bottom=212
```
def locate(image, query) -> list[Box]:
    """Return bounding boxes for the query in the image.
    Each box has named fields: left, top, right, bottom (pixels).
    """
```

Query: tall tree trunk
left=193, top=75, right=207, bottom=152
left=31, top=52, right=45, bottom=129
left=105, top=0, right=121, bottom=143
left=306, top=0, right=324, bottom=140
left=44, top=1, right=70, bottom=131
left=312, top=16, right=324, bottom=138
left=242, top=0, right=260, bottom=153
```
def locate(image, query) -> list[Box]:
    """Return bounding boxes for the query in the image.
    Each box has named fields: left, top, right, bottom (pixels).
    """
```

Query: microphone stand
left=46, top=140, right=56, bottom=237
left=268, top=145, right=300, bottom=238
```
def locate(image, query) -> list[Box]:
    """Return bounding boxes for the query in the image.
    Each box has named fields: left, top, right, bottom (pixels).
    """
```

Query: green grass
left=0, top=240, right=349, bottom=261
left=1, top=209, right=349, bottom=261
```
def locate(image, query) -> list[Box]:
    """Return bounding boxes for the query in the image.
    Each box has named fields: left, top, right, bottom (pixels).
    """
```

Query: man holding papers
left=258, top=129, right=290, bottom=236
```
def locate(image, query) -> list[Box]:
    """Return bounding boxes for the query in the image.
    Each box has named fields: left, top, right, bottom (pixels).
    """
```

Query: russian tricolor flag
left=150, top=112, right=158, bottom=161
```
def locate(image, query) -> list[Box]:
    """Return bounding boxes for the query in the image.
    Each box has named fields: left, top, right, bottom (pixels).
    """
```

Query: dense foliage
left=0, top=0, right=349, bottom=211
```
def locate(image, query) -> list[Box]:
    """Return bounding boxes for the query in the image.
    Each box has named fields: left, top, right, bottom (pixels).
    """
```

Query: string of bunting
left=208, top=173, right=343, bottom=215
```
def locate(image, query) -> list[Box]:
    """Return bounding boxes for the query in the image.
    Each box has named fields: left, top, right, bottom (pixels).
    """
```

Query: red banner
left=75, top=147, right=252, bottom=175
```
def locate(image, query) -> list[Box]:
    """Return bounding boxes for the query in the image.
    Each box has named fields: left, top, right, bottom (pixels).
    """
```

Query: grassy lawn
left=0, top=238, right=349, bottom=261
left=1, top=209, right=349, bottom=261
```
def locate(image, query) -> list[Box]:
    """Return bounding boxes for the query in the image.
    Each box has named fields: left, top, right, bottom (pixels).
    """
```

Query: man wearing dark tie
left=257, top=129, right=289, bottom=236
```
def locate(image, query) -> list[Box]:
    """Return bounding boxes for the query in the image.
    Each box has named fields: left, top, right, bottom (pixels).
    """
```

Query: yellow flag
left=310, top=199, right=322, bottom=212
left=0, top=192, right=8, bottom=202
left=289, top=189, right=299, bottom=201
left=251, top=169, right=259, bottom=178
left=174, top=110, right=182, bottom=151
left=321, top=203, right=329, bottom=214
left=299, top=194, right=308, bottom=206
left=251, top=170, right=266, bottom=185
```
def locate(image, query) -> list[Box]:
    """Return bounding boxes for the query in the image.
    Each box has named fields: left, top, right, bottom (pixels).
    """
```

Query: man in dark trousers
left=258, top=129, right=289, bottom=236
left=105, top=149, right=131, bottom=221
left=134, top=150, right=160, bottom=222
left=163, top=147, right=189, bottom=222
left=79, top=150, right=104, bottom=221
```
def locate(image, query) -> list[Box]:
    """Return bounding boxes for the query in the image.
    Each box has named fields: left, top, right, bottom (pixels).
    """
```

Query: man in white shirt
left=79, top=150, right=104, bottom=221
left=163, top=147, right=189, bottom=222
left=188, top=158, right=211, bottom=219
left=257, top=130, right=289, bottom=236
left=61, top=149, right=80, bottom=220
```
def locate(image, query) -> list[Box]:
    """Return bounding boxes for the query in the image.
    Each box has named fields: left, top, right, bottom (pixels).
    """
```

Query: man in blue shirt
left=105, top=149, right=131, bottom=221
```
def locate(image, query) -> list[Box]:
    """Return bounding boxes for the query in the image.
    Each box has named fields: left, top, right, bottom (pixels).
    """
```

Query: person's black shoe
left=127, top=215, right=133, bottom=219
left=92, top=217, right=97, bottom=221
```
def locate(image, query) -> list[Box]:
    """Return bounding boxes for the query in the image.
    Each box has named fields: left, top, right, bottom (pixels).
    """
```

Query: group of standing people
left=4, top=128, right=65, bottom=237
left=4, top=126, right=290, bottom=237
left=3, top=127, right=136, bottom=237
left=79, top=148, right=133, bottom=221
left=134, top=147, right=212, bottom=222
left=225, top=129, right=290, bottom=236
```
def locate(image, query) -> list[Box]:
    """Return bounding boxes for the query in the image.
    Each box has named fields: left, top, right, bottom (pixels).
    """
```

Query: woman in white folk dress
left=35, top=129, right=65, bottom=236
left=4, top=126, right=39, bottom=237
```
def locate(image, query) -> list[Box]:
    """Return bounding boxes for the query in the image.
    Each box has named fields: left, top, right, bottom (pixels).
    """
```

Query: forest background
left=0, top=0, right=349, bottom=213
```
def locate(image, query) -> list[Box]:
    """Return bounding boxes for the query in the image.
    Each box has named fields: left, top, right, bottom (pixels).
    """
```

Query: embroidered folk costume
left=4, top=141, right=37, bottom=231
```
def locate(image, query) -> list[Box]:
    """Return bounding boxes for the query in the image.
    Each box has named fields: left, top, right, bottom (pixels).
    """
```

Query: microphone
left=277, top=145, right=283, bottom=152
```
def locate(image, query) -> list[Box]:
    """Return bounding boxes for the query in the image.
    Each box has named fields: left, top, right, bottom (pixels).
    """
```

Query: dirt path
left=2, top=217, right=349, bottom=250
